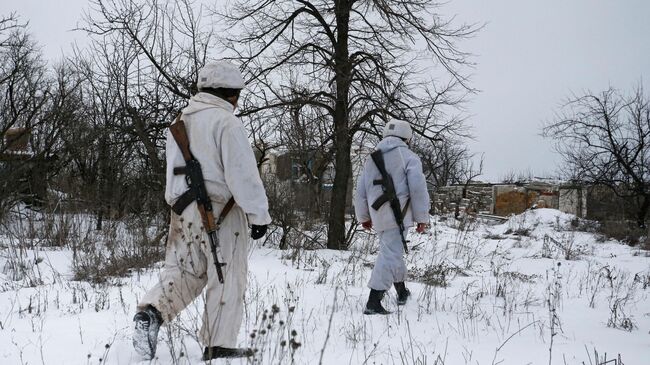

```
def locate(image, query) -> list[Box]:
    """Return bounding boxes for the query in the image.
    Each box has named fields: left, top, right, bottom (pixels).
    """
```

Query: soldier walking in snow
left=354, top=119, right=430, bottom=315
left=132, top=61, right=271, bottom=360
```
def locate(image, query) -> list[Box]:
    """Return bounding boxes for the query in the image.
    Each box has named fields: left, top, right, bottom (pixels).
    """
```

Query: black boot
left=394, top=282, right=411, bottom=305
left=363, top=289, right=391, bottom=315
left=133, top=305, right=163, bottom=360
left=202, top=346, right=254, bottom=360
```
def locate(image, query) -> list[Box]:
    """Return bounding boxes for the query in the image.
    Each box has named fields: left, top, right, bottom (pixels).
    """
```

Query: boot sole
left=363, top=308, right=392, bottom=315
left=133, top=312, right=161, bottom=360
left=133, top=324, right=155, bottom=360
left=202, top=349, right=254, bottom=360
left=202, top=353, right=253, bottom=360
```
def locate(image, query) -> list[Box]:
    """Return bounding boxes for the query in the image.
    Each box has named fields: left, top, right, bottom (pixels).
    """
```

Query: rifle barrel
left=208, top=232, right=225, bottom=283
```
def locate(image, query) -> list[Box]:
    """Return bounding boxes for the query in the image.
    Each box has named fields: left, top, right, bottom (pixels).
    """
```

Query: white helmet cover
left=197, top=61, right=246, bottom=90
left=382, top=119, right=413, bottom=141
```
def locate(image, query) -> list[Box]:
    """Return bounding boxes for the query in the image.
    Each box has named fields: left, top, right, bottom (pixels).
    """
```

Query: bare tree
left=218, top=0, right=479, bottom=249
left=0, top=21, right=87, bottom=212
left=62, top=48, right=136, bottom=228
left=71, top=0, right=218, bottom=224
left=0, top=26, right=53, bottom=208
left=81, top=0, right=213, bottom=100
left=79, top=0, right=217, bottom=174
left=0, top=12, right=23, bottom=48
left=0, top=28, right=47, bottom=150
left=411, top=136, right=480, bottom=188
left=543, top=86, right=650, bottom=228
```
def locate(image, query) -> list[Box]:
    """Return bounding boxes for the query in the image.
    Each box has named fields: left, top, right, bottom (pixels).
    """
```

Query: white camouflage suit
left=138, top=92, right=271, bottom=348
left=354, top=136, right=430, bottom=291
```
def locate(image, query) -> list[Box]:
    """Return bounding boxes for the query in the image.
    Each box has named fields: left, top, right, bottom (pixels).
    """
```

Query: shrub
left=72, top=216, right=166, bottom=284
left=410, top=262, right=456, bottom=287
left=597, top=219, right=646, bottom=246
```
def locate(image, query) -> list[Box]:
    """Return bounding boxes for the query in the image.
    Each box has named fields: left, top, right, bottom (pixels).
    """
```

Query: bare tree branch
left=543, top=86, right=650, bottom=228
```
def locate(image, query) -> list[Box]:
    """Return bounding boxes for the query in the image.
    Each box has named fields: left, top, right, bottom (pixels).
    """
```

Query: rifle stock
left=169, top=121, right=193, bottom=162
left=197, top=204, right=217, bottom=232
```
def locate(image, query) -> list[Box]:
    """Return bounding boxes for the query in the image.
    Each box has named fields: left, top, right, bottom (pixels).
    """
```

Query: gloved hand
left=251, top=224, right=268, bottom=239
left=361, top=220, right=372, bottom=231
left=416, top=223, right=429, bottom=234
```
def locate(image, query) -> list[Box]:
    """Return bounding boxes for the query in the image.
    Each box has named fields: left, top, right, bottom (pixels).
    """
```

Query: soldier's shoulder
left=208, top=109, right=241, bottom=127
left=405, top=148, right=423, bottom=161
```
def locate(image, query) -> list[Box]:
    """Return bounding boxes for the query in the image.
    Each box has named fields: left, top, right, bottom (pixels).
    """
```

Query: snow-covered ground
left=1, top=208, right=648, bottom=364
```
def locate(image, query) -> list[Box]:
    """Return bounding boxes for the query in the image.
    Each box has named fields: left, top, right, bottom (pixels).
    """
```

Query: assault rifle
left=169, top=115, right=235, bottom=284
left=370, top=150, right=409, bottom=254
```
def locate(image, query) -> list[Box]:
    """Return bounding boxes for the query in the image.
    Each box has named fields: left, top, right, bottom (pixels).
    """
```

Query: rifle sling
left=402, top=198, right=410, bottom=218
left=219, top=198, right=236, bottom=225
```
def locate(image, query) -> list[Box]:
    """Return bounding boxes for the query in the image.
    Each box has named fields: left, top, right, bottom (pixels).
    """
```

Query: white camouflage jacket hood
left=354, top=136, right=430, bottom=232
left=164, top=92, right=271, bottom=225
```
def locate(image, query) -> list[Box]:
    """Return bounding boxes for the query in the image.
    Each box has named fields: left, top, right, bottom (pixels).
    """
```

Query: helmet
left=382, top=119, right=412, bottom=141
left=197, top=61, right=246, bottom=90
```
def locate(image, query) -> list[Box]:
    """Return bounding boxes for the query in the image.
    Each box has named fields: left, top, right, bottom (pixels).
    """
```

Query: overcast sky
left=2, top=0, right=649, bottom=182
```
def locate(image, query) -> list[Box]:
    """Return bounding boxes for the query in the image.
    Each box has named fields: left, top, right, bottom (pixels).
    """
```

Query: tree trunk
left=309, top=180, right=321, bottom=220
left=96, top=135, right=108, bottom=230
left=279, top=225, right=289, bottom=250
left=327, top=138, right=352, bottom=249
left=637, top=194, right=649, bottom=229
left=326, top=0, right=352, bottom=250
left=96, top=210, right=103, bottom=231
left=129, top=108, right=165, bottom=177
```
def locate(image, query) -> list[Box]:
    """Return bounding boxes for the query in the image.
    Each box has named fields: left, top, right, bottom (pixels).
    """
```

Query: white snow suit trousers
left=368, top=228, right=407, bottom=291
left=138, top=201, right=248, bottom=348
